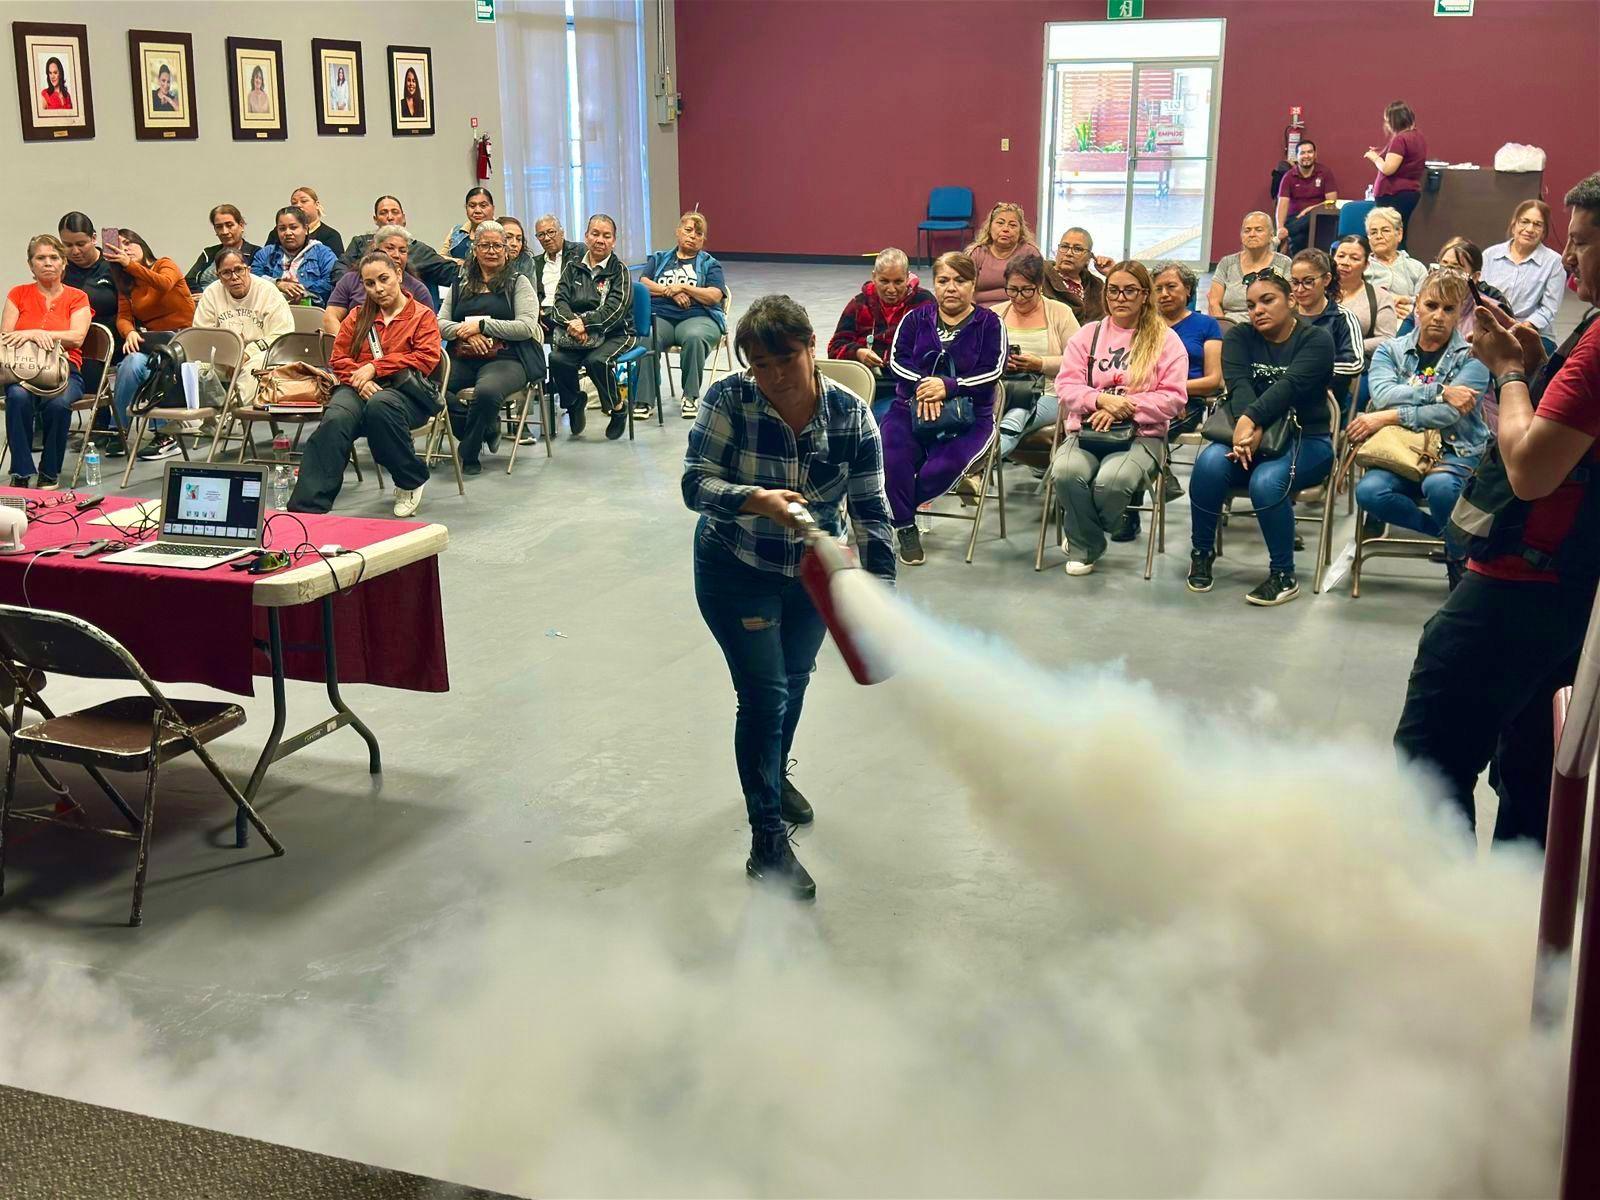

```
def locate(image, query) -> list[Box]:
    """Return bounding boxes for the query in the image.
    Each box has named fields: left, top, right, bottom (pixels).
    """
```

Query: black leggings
left=549, top=333, right=633, bottom=415
left=447, top=355, right=527, bottom=466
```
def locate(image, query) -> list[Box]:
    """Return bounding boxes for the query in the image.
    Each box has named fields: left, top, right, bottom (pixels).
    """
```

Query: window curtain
left=496, top=2, right=573, bottom=239
left=573, top=0, right=651, bottom=263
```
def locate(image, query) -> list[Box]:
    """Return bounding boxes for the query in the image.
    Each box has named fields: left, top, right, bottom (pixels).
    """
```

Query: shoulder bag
left=1353, top=424, right=1442, bottom=482
left=0, top=339, right=71, bottom=398
left=1075, top=321, right=1137, bottom=453
left=365, top=326, right=440, bottom=411
left=911, top=344, right=976, bottom=440
left=254, top=361, right=334, bottom=408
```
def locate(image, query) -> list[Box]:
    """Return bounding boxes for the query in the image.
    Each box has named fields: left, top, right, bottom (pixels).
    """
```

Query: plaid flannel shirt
left=682, top=372, right=897, bottom=580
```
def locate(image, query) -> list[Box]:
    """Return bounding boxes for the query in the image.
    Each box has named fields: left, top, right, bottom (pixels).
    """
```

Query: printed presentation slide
left=176, top=478, right=229, bottom=524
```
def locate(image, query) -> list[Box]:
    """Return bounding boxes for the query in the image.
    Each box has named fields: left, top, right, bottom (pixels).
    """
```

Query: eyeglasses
left=1515, top=217, right=1546, bottom=229
left=476, top=241, right=506, bottom=252
left=1288, top=275, right=1324, bottom=290
left=1004, top=285, right=1038, bottom=299
left=534, top=229, right=562, bottom=241
left=1105, top=285, right=1145, bottom=300
left=218, top=267, right=248, bottom=279
left=1058, top=243, right=1090, bottom=255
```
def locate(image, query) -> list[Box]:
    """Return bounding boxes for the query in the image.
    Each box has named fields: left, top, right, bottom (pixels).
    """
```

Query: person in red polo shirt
left=1275, top=141, right=1339, bottom=254
left=1394, top=171, right=1600, bottom=846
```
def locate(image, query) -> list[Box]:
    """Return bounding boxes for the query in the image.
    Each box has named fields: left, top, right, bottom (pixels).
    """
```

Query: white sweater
left=195, top=276, right=296, bottom=403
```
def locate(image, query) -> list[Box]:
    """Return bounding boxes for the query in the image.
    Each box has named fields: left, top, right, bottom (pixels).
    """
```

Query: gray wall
left=643, top=0, right=679, bottom=250
left=1, top=1, right=501, bottom=269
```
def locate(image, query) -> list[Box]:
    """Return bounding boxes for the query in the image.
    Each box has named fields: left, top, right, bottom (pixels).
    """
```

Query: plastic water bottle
left=270, top=434, right=294, bottom=509
left=83, top=446, right=101, bottom=487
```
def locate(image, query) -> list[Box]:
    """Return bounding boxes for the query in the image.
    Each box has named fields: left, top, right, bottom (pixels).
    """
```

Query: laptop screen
left=160, top=466, right=264, bottom=542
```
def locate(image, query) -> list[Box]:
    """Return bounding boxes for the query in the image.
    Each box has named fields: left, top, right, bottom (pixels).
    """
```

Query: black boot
left=780, top=765, right=813, bottom=825
left=747, top=830, right=815, bottom=901
left=1111, top=509, right=1142, bottom=542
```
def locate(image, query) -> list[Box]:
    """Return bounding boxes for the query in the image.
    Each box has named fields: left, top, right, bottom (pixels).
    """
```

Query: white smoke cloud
left=0, top=571, right=1570, bottom=1198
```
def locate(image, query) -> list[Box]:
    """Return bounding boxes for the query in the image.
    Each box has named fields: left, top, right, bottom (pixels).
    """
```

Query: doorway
left=1039, top=19, right=1224, bottom=268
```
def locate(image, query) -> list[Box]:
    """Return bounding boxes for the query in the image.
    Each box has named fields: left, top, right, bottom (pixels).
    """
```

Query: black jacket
left=338, top=233, right=456, bottom=305
left=531, top=239, right=585, bottom=310
left=184, top=241, right=262, bottom=292
left=552, top=254, right=632, bottom=339
left=1222, top=318, right=1336, bottom=436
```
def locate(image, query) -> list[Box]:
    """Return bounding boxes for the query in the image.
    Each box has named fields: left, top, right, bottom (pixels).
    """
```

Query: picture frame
left=386, top=45, right=434, bottom=137
left=225, top=35, right=286, bottom=141
left=312, top=37, right=364, bottom=136
left=127, top=29, right=197, bottom=141
left=11, top=21, right=95, bottom=142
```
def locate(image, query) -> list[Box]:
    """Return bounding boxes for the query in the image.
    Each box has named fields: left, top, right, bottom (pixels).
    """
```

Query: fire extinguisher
left=474, top=133, right=493, bottom=181
left=1284, top=105, right=1305, bottom=160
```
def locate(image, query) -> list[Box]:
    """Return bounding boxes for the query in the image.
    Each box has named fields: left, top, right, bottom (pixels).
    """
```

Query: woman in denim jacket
left=1351, top=269, right=1491, bottom=585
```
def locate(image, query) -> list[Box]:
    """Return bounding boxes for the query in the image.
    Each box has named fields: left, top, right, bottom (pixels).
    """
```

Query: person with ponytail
left=1048, top=261, right=1187, bottom=575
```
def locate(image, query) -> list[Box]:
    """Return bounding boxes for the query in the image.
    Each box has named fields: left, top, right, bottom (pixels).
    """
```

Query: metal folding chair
left=217, top=331, right=338, bottom=467
left=0, top=605, right=282, bottom=927
left=816, top=358, right=875, bottom=404
left=921, top=384, right=1007, bottom=564
left=290, top=305, right=327, bottom=335
left=119, top=327, right=246, bottom=488
left=365, top=357, right=463, bottom=495
left=66, top=323, right=123, bottom=487
left=1033, top=426, right=1169, bottom=580
left=663, top=285, right=735, bottom=407
left=496, top=378, right=554, bottom=471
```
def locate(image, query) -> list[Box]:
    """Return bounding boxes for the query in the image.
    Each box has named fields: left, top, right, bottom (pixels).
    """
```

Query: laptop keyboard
left=147, top=543, right=242, bottom=558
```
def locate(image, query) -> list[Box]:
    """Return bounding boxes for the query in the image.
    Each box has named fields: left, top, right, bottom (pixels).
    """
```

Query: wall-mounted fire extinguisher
left=1284, top=106, right=1305, bottom=160
left=474, top=133, right=493, bottom=182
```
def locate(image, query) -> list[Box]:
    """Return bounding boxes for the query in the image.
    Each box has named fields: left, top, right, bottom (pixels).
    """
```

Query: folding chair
left=1033, top=425, right=1170, bottom=580
left=1215, top=390, right=1345, bottom=593
left=816, top=357, right=875, bottom=404
left=290, top=305, right=327, bottom=335
left=0, top=604, right=282, bottom=927
left=217, top=331, right=336, bottom=466
left=921, top=384, right=1006, bottom=564
left=496, top=378, right=554, bottom=471
left=663, top=285, right=735, bottom=406
left=119, top=327, right=246, bottom=488
left=619, top=282, right=659, bottom=440
left=365, top=357, right=463, bottom=495
left=66, top=323, right=123, bottom=487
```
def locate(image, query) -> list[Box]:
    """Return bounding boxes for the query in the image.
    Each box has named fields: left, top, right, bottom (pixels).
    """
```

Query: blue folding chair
left=1337, top=200, right=1376, bottom=240
left=616, top=281, right=659, bottom=440
left=917, top=187, right=975, bottom=266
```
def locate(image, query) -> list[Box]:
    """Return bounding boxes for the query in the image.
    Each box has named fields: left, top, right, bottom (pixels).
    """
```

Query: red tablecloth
left=0, top=490, right=448, bottom=696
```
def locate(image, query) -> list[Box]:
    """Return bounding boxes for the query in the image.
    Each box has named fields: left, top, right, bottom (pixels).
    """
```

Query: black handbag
left=369, top=327, right=440, bottom=411
left=1074, top=321, right=1136, bottom=453
left=911, top=347, right=975, bottom=440
left=1201, top=394, right=1299, bottom=459
left=1000, top=371, right=1046, bottom=412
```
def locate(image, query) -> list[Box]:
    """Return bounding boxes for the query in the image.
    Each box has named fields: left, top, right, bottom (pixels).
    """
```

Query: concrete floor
left=0, top=264, right=1586, bottom=1191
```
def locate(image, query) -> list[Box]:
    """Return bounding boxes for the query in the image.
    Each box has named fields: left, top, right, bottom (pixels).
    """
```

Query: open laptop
left=102, top=462, right=267, bottom=570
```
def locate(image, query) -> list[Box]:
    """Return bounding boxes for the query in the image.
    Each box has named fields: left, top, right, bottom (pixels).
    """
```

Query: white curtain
left=497, top=2, right=574, bottom=237
left=573, top=0, right=651, bottom=263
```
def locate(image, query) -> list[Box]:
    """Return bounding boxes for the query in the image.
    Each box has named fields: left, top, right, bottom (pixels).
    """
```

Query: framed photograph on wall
left=11, top=22, right=95, bottom=142
left=312, top=38, right=364, bottom=136
left=225, top=36, right=286, bottom=141
left=386, top=45, right=434, bottom=137
left=128, top=29, right=197, bottom=140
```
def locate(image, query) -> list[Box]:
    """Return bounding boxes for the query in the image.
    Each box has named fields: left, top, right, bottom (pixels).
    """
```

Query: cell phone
left=101, top=227, right=122, bottom=252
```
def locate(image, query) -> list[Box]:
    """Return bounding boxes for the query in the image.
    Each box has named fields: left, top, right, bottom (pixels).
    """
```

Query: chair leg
left=128, top=714, right=162, bottom=927
left=190, top=740, right=283, bottom=856
left=996, top=456, right=1008, bottom=539
left=0, top=741, right=18, bottom=901
left=965, top=444, right=996, bottom=564
left=543, top=387, right=555, bottom=458
left=441, top=420, right=465, bottom=496
left=1313, top=485, right=1335, bottom=594
left=119, top=416, right=147, bottom=488
left=1035, top=485, right=1053, bottom=571
left=1145, top=468, right=1162, bottom=581
left=1352, top=503, right=1365, bottom=599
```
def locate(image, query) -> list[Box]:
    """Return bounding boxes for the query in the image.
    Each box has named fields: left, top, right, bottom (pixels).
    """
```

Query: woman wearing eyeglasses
left=1289, top=248, right=1364, bottom=412
left=1049, top=262, right=1187, bottom=576
left=1363, top=206, right=1427, bottom=320
left=1042, top=227, right=1108, bottom=323
left=1187, top=270, right=1336, bottom=605
left=1207, top=211, right=1292, bottom=328
left=992, top=251, right=1079, bottom=462
left=1482, top=200, right=1566, bottom=338
left=192, top=249, right=293, bottom=406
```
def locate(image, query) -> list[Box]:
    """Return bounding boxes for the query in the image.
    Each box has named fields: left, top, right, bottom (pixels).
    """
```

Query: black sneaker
left=36, top=475, right=58, bottom=491
left=461, top=460, right=482, bottom=477
left=8, top=475, right=29, bottom=489
left=1186, top=549, right=1215, bottom=592
left=1111, top=510, right=1142, bottom=543
left=896, top=525, right=925, bottom=566
left=138, top=435, right=180, bottom=461
left=605, top=408, right=628, bottom=440
left=101, top=435, right=128, bottom=459
left=1245, top=570, right=1300, bottom=606
left=780, top=764, right=813, bottom=825
left=747, top=831, right=816, bottom=901
left=567, top=403, right=587, bottom=436
left=1362, top=514, right=1387, bottom=539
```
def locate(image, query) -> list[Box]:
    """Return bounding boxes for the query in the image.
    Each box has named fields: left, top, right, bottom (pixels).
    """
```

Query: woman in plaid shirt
left=683, top=294, right=896, bottom=901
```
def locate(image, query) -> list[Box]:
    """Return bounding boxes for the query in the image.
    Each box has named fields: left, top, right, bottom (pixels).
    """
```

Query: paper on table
left=89, top=500, right=162, bottom=529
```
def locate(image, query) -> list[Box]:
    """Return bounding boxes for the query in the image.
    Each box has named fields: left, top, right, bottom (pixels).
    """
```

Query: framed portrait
left=11, top=22, right=95, bottom=142
left=312, top=38, right=364, bottom=136
left=387, top=45, right=434, bottom=137
left=225, top=36, right=286, bottom=141
left=127, top=29, right=197, bottom=140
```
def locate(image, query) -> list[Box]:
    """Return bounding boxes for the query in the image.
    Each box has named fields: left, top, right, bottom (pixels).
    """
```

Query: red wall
left=676, top=0, right=1600, bottom=261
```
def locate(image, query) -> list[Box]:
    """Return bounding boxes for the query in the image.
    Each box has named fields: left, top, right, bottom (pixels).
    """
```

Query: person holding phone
left=103, top=229, right=196, bottom=461
left=991, top=251, right=1079, bottom=461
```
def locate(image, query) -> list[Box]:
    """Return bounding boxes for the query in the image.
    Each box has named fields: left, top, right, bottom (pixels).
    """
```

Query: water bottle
left=270, top=434, right=294, bottom=509
left=84, top=446, right=101, bottom=487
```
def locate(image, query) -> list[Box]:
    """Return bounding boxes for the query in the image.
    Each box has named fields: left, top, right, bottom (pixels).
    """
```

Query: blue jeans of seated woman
left=1355, top=464, right=1468, bottom=558
left=5, top=375, right=83, bottom=480
left=694, top=523, right=826, bottom=842
left=1189, top=435, right=1335, bottom=574
left=112, top=351, right=149, bottom=431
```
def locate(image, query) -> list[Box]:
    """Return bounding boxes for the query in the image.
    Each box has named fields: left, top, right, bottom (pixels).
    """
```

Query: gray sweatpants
left=1049, top=435, right=1162, bottom=563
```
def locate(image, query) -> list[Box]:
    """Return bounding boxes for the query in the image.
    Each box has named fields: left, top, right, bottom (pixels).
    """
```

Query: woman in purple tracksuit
left=882, top=251, right=1008, bottom=565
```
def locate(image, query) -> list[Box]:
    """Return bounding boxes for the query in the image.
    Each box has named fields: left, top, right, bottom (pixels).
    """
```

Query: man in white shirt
left=531, top=213, right=584, bottom=338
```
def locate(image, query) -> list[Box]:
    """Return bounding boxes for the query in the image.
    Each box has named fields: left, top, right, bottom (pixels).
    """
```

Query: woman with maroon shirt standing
left=1364, top=101, right=1427, bottom=250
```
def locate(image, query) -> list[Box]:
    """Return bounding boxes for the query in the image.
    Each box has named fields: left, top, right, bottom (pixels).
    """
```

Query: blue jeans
left=5, top=375, right=83, bottom=480
left=694, top=524, right=826, bottom=840
left=112, top=350, right=148, bottom=429
left=1189, top=434, right=1334, bottom=573
left=1355, top=465, right=1467, bottom=558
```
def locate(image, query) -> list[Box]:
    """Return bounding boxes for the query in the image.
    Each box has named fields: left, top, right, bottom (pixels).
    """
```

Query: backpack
left=1448, top=311, right=1600, bottom=580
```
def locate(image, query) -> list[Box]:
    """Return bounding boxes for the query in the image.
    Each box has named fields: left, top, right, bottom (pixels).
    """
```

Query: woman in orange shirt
left=2, top=234, right=91, bottom=487
left=104, top=229, right=195, bottom=461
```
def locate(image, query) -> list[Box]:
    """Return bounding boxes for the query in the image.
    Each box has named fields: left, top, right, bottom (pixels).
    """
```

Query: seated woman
left=193, top=249, right=294, bottom=407
left=324, top=225, right=434, bottom=333
left=828, top=247, right=933, bottom=419
left=1151, top=260, right=1223, bottom=434
left=263, top=187, right=344, bottom=259
left=1207, top=211, right=1292, bottom=327
left=1049, top=261, right=1187, bottom=575
left=251, top=206, right=338, bottom=308
left=1333, top=235, right=1398, bottom=367
left=1187, top=270, right=1336, bottom=605
left=965, top=203, right=1041, bottom=307
left=993, top=251, right=1080, bottom=459
left=1, top=234, right=90, bottom=488
left=1289, top=248, right=1364, bottom=411
left=442, top=187, right=495, bottom=263
left=1351, top=269, right=1491, bottom=588
left=1042, top=227, right=1108, bottom=322
left=57, top=213, right=120, bottom=434
left=438, top=220, right=542, bottom=474
left=548, top=214, right=634, bottom=441
left=882, top=251, right=1006, bottom=566
left=1363, top=206, right=1427, bottom=320
left=637, top=210, right=727, bottom=420
left=1434, top=237, right=1509, bottom=339
left=1482, top=200, right=1565, bottom=339
left=104, top=229, right=196, bottom=462
left=288, top=253, right=442, bottom=519
left=502, top=218, right=535, bottom=284
left=185, top=204, right=261, bottom=292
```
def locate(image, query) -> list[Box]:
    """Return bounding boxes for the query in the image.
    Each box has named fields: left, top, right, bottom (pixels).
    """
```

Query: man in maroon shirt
left=1394, top=171, right=1600, bottom=846
left=1275, top=141, right=1339, bottom=254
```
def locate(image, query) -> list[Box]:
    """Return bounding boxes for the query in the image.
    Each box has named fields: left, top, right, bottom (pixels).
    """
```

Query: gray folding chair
left=119, top=327, right=246, bottom=488
left=66, top=322, right=123, bottom=486
left=218, top=331, right=340, bottom=467
left=920, top=383, right=1007, bottom=564
left=0, top=605, right=282, bottom=927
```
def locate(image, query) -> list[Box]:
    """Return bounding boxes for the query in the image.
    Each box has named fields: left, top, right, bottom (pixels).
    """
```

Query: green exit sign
left=1108, top=0, right=1144, bottom=17
left=475, top=0, right=495, bottom=21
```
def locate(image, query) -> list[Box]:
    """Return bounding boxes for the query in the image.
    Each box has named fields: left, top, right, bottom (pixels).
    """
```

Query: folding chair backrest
left=81, top=323, right=115, bottom=371
left=172, top=327, right=246, bottom=380
left=927, top=187, right=974, bottom=222
left=0, top=605, right=148, bottom=686
left=263, top=331, right=331, bottom=369
left=630, top=280, right=652, bottom=338
left=291, top=305, right=327, bottom=335
left=430, top=353, right=451, bottom=395
left=816, top=358, right=876, bottom=405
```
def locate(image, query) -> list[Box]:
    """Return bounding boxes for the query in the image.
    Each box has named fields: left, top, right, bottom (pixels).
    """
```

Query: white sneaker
left=392, top=480, right=426, bottom=518
left=680, top=396, right=699, bottom=419
left=1063, top=559, right=1096, bottom=576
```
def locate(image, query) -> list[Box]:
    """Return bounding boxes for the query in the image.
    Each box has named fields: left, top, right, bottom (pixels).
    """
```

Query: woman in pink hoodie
left=1049, top=261, right=1188, bottom=575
